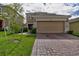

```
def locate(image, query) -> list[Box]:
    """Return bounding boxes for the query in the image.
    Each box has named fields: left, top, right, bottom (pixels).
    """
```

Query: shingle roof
left=26, top=12, right=71, bottom=18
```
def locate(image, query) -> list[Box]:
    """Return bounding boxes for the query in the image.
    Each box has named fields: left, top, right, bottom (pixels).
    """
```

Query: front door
left=28, top=24, right=33, bottom=30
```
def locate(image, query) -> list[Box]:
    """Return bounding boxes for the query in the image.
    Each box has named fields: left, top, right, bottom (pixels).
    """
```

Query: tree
left=8, top=3, right=24, bottom=33
left=8, top=3, right=24, bottom=14
left=1, top=5, right=24, bottom=34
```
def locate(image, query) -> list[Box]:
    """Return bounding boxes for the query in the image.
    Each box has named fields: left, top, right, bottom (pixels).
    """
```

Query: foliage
left=10, top=22, right=21, bottom=33
left=1, top=5, right=24, bottom=34
left=72, top=32, right=79, bottom=37
left=0, top=28, right=4, bottom=31
left=30, top=28, right=36, bottom=34
left=22, top=27, right=28, bottom=32
left=8, top=3, right=24, bottom=14
left=67, top=31, right=73, bottom=34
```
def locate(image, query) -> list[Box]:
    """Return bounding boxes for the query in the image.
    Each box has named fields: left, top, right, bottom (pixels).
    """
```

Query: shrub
left=9, top=23, right=21, bottom=34
left=30, top=28, right=36, bottom=34
left=0, top=28, right=4, bottom=31
left=67, top=31, right=73, bottom=34
left=23, top=27, right=28, bottom=32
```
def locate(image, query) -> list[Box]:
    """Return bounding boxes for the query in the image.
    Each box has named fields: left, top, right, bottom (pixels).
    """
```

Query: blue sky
left=23, top=3, right=79, bottom=19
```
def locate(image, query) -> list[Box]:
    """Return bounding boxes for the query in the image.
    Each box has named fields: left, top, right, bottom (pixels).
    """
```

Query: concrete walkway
left=31, top=34, right=79, bottom=56
left=18, top=32, right=31, bottom=35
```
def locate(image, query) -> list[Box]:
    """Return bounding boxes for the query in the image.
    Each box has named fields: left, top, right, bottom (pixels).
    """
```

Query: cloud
left=64, top=3, right=79, bottom=7
left=4, top=3, right=79, bottom=19
left=23, top=3, right=79, bottom=19
left=23, top=3, right=45, bottom=12
left=23, top=3, right=73, bottom=14
left=64, top=3, right=79, bottom=16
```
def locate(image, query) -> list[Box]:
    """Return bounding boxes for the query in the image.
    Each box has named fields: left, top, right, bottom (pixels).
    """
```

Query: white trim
left=36, top=18, right=67, bottom=21
left=64, top=21, right=69, bottom=33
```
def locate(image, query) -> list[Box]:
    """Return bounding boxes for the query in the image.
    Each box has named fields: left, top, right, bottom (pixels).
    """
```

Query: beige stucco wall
left=26, top=15, right=69, bottom=33
left=33, top=22, right=37, bottom=28
left=27, top=16, right=68, bottom=27
left=27, top=19, right=35, bottom=24
left=70, top=21, right=79, bottom=33
left=37, top=21, right=64, bottom=33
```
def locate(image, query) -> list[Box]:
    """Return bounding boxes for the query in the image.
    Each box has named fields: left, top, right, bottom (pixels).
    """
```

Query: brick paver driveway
left=31, top=33, right=79, bottom=56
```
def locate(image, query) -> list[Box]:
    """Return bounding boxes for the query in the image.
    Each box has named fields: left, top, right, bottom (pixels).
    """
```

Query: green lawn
left=0, top=31, right=36, bottom=56
left=72, top=32, right=79, bottom=37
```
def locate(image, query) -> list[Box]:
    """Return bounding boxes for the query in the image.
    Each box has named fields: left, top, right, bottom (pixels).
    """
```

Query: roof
left=26, top=12, right=71, bottom=19
left=69, top=17, right=79, bottom=23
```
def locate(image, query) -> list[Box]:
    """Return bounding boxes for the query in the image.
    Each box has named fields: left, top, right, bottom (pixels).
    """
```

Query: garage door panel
left=37, top=21, right=64, bottom=33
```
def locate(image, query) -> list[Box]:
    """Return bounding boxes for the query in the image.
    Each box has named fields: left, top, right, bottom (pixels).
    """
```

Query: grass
left=0, top=31, right=36, bottom=56
left=72, top=32, right=79, bottom=37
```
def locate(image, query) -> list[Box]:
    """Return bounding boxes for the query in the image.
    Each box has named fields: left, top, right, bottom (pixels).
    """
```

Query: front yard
left=0, top=31, right=36, bottom=56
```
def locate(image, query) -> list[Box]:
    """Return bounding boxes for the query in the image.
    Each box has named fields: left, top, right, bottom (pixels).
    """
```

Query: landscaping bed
left=0, top=31, right=36, bottom=56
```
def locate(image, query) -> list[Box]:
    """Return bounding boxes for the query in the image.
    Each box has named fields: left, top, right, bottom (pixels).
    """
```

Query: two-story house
left=26, top=12, right=71, bottom=33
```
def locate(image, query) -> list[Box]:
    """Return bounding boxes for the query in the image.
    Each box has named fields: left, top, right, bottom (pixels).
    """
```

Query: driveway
left=31, top=33, right=79, bottom=56
left=37, top=33, right=79, bottom=39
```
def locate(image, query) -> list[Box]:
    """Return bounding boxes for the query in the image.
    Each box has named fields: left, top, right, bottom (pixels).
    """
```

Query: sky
left=23, top=3, right=79, bottom=19
left=4, top=3, right=79, bottom=23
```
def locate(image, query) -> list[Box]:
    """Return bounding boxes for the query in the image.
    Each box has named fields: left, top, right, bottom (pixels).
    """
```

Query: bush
left=0, top=28, right=4, bottom=31
left=23, top=27, right=28, bottom=32
left=9, top=23, right=21, bottom=34
left=30, top=28, right=36, bottom=34
left=67, top=31, right=73, bottom=34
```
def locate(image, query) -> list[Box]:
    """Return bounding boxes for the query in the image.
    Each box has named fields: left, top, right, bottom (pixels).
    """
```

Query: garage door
left=37, top=21, right=64, bottom=33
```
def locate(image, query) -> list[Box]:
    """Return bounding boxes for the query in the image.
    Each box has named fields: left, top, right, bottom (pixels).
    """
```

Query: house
left=0, top=4, right=9, bottom=30
left=0, top=4, right=4, bottom=30
left=26, top=12, right=48, bottom=29
left=26, top=12, right=71, bottom=33
left=69, top=18, right=79, bottom=33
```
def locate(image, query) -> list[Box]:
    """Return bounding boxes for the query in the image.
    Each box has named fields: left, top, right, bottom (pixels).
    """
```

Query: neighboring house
left=0, top=4, right=24, bottom=31
left=26, top=12, right=71, bottom=33
left=0, top=20, right=3, bottom=29
left=0, top=4, right=4, bottom=30
left=69, top=18, right=79, bottom=33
